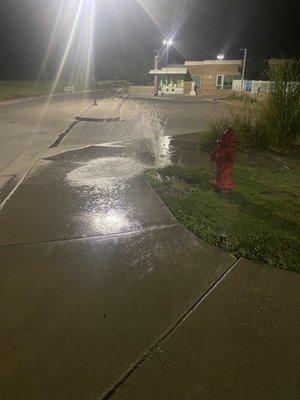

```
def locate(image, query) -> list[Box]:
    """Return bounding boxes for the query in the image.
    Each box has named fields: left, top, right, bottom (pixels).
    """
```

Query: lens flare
left=36, top=0, right=93, bottom=131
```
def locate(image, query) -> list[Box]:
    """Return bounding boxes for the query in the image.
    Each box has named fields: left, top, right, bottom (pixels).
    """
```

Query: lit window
left=223, top=75, right=233, bottom=89
left=192, top=75, right=202, bottom=89
left=216, top=75, right=241, bottom=90
left=216, top=75, right=223, bottom=89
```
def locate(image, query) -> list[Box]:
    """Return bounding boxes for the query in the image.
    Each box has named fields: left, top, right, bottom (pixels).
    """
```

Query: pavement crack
left=101, top=258, right=239, bottom=400
left=0, top=223, right=179, bottom=249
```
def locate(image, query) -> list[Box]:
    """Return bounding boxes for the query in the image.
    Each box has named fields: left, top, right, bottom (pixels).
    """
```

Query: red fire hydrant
left=211, top=127, right=238, bottom=192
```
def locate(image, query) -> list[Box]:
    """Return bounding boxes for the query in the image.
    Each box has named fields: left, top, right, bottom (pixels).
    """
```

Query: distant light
left=163, top=38, right=174, bottom=47
left=217, top=54, right=225, bottom=60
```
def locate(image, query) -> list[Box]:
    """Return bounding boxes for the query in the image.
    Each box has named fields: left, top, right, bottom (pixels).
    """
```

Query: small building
left=149, top=59, right=242, bottom=97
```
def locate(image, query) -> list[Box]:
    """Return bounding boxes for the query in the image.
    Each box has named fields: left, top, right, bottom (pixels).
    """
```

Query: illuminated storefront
left=159, top=74, right=186, bottom=94
left=150, top=60, right=242, bottom=97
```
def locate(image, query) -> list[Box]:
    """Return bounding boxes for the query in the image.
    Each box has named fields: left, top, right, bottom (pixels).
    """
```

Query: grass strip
left=147, top=164, right=300, bottom=272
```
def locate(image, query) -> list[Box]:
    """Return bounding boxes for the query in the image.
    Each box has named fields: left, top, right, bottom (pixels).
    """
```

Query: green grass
left=147, top=164, right=300, bottom=272
left=0, top=80, right=130, bottom=101
left=0, top=81, right=72, bottom=101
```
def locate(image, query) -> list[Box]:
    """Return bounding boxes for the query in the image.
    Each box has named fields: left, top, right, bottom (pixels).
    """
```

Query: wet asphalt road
left=0, top=96, right=299, bottom=399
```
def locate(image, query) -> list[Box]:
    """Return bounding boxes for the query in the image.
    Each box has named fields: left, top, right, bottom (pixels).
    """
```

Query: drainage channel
left=48, top=116, right=121, bottom=148
left=49, top=120, right=79, bottom=148
left=75, top=116, right=120, bottom=123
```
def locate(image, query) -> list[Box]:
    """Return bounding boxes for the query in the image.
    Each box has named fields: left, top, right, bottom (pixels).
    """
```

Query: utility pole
left=153, top=50, right=160, bottom=96
left=240, top=48, right=247, bottom=92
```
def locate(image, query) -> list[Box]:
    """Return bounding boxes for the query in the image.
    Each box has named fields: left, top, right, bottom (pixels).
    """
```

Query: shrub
left=202, top=59, right=300, bottom=153
left=263, top=59, right=300, bottom=149
left=200, top=109, right=261, bottom=152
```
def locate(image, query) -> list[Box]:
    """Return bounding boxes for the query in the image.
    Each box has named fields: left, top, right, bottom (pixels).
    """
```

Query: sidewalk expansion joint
left=0, top=223, right=179, bottom=249
left=101, top=258, right=240, bottom=400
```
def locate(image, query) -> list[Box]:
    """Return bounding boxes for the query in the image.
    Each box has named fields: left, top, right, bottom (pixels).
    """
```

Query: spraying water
left=73, top=88, right=169, bottom=167
left=65, top=90, right=171, bottom=198
left=119, top=96, right=166, bottom=165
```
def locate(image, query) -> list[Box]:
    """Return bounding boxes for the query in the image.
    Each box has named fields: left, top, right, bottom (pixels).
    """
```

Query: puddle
left=92, top=208, right=142, bottom=235
left=66, top=156, right=146, bottom=194
left=167, top=133, right=211, bottom=168
left=45, top=145, right=130, bottom=163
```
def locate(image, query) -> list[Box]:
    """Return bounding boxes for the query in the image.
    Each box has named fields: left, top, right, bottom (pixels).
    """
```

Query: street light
left=217, top=54, right=224, bottom=60
left=163, top=38, right=174, bottom=47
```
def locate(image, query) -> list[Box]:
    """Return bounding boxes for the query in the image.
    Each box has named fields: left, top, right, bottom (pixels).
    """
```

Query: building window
left=216, top=75, right=223, bottom=89
left=223, top=75, right=234, bottom=89
left=217, top=75, right=242, bottom=90
left=192, top=75, right=202, bottom=89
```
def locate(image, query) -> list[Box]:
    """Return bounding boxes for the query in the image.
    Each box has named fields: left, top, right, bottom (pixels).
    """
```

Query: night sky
left=0, top=0, right=299, bottom=82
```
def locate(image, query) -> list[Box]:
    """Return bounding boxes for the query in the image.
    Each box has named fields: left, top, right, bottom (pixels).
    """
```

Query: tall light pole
left=153, top=50, right=160, bottom=96
left=240, top=48, right=247, bottom=92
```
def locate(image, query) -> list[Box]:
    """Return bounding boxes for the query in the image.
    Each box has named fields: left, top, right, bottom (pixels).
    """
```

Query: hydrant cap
left=220, top=127, right=238, bottom=146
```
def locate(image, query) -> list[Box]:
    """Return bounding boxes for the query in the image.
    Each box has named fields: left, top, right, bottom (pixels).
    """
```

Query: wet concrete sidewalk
left=0, top=101, right=299, bottom=399
left=0, top=139, right=236, bottom=399
left=112, top=259, right=300, bottom=400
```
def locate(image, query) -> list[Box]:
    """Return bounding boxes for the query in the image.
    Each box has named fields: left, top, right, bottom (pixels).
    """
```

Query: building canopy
left=149, top=67, right=188, bottom=75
